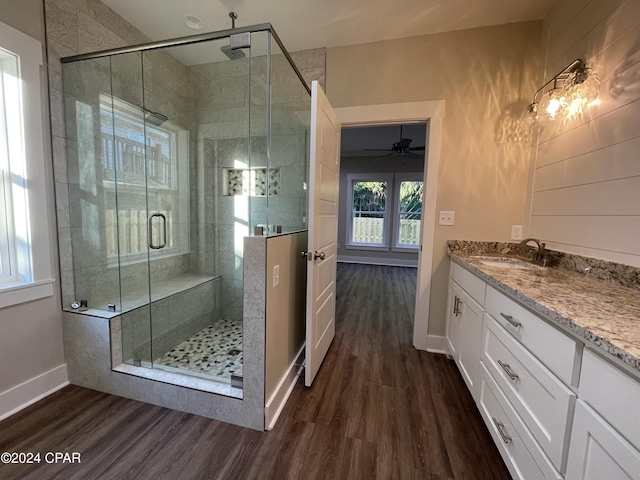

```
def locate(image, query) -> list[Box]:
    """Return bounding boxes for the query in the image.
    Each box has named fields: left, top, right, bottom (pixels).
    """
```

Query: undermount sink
left=479, top=259, right=533, bottom=269
left=470, top=256, right=542, bottom=270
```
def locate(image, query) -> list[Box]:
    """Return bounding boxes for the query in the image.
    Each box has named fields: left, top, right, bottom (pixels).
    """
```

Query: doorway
left=334, top=101, right=444, bottom=352
left=338, top=123, right=426, bottom=267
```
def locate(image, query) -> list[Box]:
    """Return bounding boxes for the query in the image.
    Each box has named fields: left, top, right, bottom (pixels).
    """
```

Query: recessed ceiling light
left=184, top=14, right=206, bottom=31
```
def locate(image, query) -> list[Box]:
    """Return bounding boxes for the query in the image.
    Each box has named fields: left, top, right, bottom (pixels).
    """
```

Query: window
left=347, top=173, right=392, bottom=247
left=99, top=95, right=189, bottom=262
left=394, top=174, right=423, bottom=249
left=346, top=172, right=423, bottom=251
left=0, top=21, right=54, bottom=308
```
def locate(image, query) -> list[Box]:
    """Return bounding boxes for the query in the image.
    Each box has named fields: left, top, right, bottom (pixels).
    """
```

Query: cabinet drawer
left=451, top=262, right=486, bottom=305
left=482, top=314, right=575, bottom=471
left=579, top=349, right=640, bottom=448
left=485, top=286, right=580, bottom=386
left=478, top=364, right=562, bottom=480
left=565, top=400, right=640, bottom=480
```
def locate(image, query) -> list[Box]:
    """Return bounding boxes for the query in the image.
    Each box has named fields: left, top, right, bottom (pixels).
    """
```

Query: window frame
left=345, top=172, right=394, bottom=251
left=392, top=173, right=424, bottom=251
left=0, top=21, right=54, bottom=308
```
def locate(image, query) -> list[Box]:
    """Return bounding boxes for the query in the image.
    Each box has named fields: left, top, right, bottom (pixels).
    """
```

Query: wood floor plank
left=0, top=263, right=511, bottom=480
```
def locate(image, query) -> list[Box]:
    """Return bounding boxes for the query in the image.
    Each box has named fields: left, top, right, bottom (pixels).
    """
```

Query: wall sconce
left=527, top=58, right=599, bottom=124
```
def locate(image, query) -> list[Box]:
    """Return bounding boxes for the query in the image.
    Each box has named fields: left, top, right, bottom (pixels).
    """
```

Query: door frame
left=334, top=100, right=444, bottom=352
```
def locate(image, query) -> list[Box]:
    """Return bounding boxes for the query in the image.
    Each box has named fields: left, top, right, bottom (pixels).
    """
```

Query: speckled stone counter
left=447, top=241, right=640, bottom=374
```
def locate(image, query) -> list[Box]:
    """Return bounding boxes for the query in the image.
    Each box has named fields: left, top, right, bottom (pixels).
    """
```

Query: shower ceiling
left=101, top=0, right=558, bottom=54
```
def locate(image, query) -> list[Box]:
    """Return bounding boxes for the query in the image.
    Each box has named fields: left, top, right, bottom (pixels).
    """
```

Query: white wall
left=527, top=0, right=640, bottom=267
left=0, top=0, right=66, bottom=419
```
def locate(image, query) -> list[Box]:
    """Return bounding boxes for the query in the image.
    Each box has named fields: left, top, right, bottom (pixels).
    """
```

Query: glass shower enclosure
left=60, top=25, right=311, bottom=394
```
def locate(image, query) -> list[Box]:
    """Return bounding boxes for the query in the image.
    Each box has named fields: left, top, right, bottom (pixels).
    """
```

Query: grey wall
left=0, top=0, right=65, bottom=410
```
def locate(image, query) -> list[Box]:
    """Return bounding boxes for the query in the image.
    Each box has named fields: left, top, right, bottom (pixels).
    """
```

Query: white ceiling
left=101, top=0, right=557, bottom=53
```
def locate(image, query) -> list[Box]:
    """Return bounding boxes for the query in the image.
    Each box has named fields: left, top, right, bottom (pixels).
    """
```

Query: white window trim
left=392, top=172, right=423, bottom=250
left=0, top=21, right=54, bottom=309
left=345, top=172, right=394, bottom=248
left=345, top=172, right=424, bottom=252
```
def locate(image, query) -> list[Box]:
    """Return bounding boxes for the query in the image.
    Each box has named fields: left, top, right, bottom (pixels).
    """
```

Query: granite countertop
left=447, top=241, right=640, bottom=374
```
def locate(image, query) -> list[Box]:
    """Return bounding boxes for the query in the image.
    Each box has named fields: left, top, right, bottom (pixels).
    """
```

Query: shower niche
left=58, top=26, right=311, bottom=429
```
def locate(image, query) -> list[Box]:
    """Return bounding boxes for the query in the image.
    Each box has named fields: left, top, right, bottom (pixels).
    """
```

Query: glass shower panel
left=109, top=51, right=153, bottom=367
left=62, top=57, right=121, bottom=311
left=138, top=38, right=252, bottom=383
left=268, top=36, right=311, bottom=233
left=248, top=31, right=269, bottom=234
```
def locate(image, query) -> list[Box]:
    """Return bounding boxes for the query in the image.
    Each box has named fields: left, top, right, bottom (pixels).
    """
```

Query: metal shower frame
left=60, top=23, right=311, bottom=95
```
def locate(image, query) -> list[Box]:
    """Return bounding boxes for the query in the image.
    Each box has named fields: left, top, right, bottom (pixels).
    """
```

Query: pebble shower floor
left=155, top=318, right=243, bottom=381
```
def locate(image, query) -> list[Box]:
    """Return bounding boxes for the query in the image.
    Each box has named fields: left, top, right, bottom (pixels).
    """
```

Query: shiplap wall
left=528, top=0, right=640, bottom=267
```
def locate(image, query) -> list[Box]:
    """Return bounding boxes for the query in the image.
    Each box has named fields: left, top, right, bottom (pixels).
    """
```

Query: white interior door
left=305, top=81, right=341, bottom=387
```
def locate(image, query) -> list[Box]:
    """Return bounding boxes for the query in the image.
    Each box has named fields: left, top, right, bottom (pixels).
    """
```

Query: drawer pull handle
left=497, top=360, right=519, bottom=381
left=492, top=418, right=512, bottom=444
left=453, top=296, right=463, bottom=316
left=500, top=313, right=521, bottom=328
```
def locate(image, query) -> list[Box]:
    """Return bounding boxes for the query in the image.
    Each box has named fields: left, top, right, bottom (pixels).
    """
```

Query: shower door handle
left=148, top=213, right=167, bottom=249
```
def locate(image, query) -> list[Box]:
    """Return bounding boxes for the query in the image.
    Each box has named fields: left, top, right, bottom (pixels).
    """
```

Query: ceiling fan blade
left=409, top=145, right=425, bottom=151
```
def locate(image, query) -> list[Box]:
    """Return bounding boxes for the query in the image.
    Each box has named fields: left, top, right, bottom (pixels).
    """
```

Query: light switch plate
left=273, top=265, right=280, bottom=287
left=511, top=225, right=523, bottom=241
left=439, top=211, right=455, bottom=226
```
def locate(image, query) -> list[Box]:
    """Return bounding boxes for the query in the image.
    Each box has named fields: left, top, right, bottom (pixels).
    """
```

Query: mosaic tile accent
left=155, top=318, right=243, bottom=380
left=225, top=168, right=280, bottom=196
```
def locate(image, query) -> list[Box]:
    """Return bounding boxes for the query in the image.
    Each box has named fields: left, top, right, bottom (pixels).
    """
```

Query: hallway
left=0, top=264, right=509, bottom=480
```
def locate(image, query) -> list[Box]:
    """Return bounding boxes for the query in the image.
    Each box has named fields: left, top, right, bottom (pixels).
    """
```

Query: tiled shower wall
left=121, top=277, right=221, bottom=364
left=46, top=0, right=193, bottom=310
left=189, top=47, right=323, bottom=322
left=46, top=0, right=325, bottom=314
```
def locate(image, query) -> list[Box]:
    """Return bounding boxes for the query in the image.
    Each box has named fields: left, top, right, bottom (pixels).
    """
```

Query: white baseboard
left=338, top=255, right=418, bottom=267
left=0, top=364, right=69, bottom=421
left=265, top=344, right=305, bottom=431
left=425, top=335, right=447, bottom=354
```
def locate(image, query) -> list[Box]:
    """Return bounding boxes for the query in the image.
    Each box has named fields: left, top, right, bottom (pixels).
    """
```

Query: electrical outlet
left=511, top=225, right=523, bottom=241
left=439, top=211, right=455, bottom=226
left=273, top=265, right=280, bottom=287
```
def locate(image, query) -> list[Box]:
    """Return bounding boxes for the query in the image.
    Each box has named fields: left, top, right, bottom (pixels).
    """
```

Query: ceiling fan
left=365, top=125, right=425, bottom=160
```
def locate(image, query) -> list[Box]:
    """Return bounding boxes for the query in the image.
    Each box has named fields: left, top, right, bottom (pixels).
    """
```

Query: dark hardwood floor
left=0, top=263, right=510, bottom=480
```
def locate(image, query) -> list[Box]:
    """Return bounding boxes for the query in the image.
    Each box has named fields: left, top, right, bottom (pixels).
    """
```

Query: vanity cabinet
left=565, top=350, right=640, bottom=479
left=482, top=313, right=576, bottom=471
left=447, top=255, right=640, bottom=480
left=446, top=260, right=577, bottom=479
left=446, top=263, right=486, bottom=399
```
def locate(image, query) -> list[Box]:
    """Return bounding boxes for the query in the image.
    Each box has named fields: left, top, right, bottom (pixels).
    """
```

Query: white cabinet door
left=565, top=400, right=640, bottom=480
left=447, top=280, right=483, bottom=399
left=446, top=281, right=462, bottom=360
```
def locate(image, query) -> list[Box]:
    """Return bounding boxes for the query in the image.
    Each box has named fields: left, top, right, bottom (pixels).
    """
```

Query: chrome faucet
left=519, top=238, right=547, bottom=265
